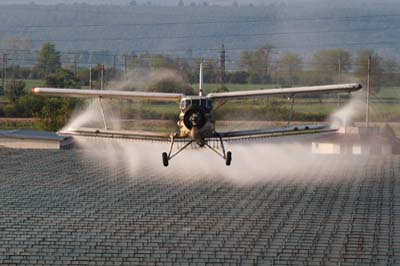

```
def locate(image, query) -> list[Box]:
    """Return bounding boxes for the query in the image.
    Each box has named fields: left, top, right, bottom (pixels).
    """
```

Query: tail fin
left=199, top=62, right=203, bottom=96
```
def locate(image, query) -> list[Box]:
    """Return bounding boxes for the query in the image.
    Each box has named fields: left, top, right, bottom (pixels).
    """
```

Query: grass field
left=0, top=118, right=35, bottom=130
left=201, top=83, right=279, bottom=93
left=375, top=87, right=400, bottom=98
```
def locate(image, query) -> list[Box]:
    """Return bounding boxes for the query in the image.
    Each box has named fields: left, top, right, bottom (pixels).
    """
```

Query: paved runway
left=0, top=148, right=399, bottom=265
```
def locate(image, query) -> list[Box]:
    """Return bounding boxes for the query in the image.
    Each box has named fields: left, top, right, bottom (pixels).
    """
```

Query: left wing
left=207, top=83, right=362, bottom=100
left=216, top=124, right=335, bottom=140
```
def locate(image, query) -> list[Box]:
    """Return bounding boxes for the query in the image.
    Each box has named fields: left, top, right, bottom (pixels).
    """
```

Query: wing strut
left=287, top=94, right=295, bottom=127
left=98, top=98, right=108, bottom=130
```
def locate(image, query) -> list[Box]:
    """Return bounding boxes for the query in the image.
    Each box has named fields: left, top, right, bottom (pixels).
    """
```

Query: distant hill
left=1, top=2, right=400, bottom=65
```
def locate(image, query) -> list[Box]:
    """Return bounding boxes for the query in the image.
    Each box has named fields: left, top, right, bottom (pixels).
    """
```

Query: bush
left=227, top=71, right=249, bottom=84
left=34, top=97, right=79, bottom=131
left=45, top=68, right=80, bottom=88
left=5, top=80, right=26, bottom=103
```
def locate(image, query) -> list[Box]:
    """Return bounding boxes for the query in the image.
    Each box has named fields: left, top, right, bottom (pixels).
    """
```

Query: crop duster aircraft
left=33, top=64, right=362, bottom=166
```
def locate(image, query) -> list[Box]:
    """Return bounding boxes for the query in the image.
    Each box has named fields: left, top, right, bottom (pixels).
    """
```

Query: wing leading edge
left=33, top=88, right=183, bottom=102
left=207, top=83, right=362, bottom=100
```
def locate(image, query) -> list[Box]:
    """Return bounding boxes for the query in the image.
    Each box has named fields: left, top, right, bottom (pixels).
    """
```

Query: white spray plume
left=64, top=100, right=121, bottom=131
left=107, top=68, right=185, bottom=91
left=329, top=90, right=365, bottom=128
left=74, top=135, right=368, bottom=186
left=64, top=68, right=186, bottom=131
left=65, top=72, right=369, bottom=185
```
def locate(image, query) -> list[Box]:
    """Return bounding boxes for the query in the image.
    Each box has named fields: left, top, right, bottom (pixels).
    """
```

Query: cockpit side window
left=206, top=100, right=212, bottom=109
left=180, top=100, right=186, bottom=110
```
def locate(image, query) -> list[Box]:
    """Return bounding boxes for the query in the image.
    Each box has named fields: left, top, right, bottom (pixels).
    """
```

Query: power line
left=18, top=26, right=400, bottom=43
left=3, top=40, right=393, bottom=54
left=2, top=13, right=400, bottom=29
left=3, top=42, right=400, bottom=66
left=7, top=54, right=400, bottom=75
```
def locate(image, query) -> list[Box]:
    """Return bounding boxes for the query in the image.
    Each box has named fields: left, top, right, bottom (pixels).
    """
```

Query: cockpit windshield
left=180, top=98, right=212, bottom=111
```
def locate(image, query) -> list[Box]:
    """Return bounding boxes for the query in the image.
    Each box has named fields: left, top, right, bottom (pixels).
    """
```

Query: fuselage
left=177, top=96, right=215, bottom=141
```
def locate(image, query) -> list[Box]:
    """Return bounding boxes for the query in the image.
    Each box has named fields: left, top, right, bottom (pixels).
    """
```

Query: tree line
left=4, top=43, right=398, bottom=90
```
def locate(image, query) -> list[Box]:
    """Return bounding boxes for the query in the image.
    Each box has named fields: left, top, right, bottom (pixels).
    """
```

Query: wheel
left=226, top=151, right=232, bottom=166
left=162, top=152, right=169, bottom=167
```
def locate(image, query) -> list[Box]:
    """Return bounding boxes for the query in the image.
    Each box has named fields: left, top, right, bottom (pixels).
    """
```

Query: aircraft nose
left=190, top=113, right=199, bottom=127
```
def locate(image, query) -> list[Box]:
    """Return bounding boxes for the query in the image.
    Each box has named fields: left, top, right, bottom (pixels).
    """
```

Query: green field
left=0, top=119, right=35, bottom=130
left=200, top=83, right=279, bottom=93
left=375, top=87, right=400, bottom=98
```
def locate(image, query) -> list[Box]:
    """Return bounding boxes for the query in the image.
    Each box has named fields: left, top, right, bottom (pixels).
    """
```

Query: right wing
left=33, top=88, right=183, bottom=102
left=59, top=127, right=175, bottom=141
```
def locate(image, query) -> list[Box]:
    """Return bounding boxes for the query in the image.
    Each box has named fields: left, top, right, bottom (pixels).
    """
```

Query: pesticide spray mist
left=65, top=72, right=368, bottom=185
left=74, top=135, right=367, bottom=185
left=329, top=90, right=365, bottom=129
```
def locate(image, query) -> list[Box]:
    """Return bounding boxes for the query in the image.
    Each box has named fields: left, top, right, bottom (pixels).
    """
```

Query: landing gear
left=226, top=151, right=232, bottom=166
left=162, top=152, right=169, bottom=167
left=161, top=134, right=232, bottom=167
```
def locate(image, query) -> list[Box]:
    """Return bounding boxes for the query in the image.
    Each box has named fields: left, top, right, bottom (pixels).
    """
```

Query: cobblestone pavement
left=0, top=148, right=400, bottom=265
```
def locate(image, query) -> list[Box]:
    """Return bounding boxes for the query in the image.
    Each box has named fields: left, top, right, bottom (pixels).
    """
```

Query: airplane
left=33, top=64, right=362, bottom=167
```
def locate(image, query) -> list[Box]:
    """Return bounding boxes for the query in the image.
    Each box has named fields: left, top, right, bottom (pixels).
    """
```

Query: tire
left=226, top=151, right=232, bottom=166
left=162, top=152, right=169, bottom=167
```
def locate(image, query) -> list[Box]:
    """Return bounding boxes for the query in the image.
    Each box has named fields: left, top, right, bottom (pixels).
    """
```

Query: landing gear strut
left=162, top=135, right=194, bottom=167
left=161, top=135, right=232, bottom=167
left=204, top=135, right=232, bottom=166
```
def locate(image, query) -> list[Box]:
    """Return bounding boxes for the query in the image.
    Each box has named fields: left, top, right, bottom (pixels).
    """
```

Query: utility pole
left=112, top=55, right=116, bottom=79
left=73, top=55, right=79, bottom=77
left=2, top=54, right=8, bottom=91
left=337, top=58, right=341, bottom=107
left=123, top=55, right=128, bottom=79
left=99, top=64, right=105, bottom=90
left=219, top=44, right=226, bottom=89
left=366, top=56, right=371, bottom=127
left=89, top=67, right=93, bottom=89
left=1, top=54, right=5, bottom=89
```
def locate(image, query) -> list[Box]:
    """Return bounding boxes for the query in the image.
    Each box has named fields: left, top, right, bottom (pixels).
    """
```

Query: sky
left=0, top=0, right=283, bottom=6
left=0, top=0, right=393, bottom=6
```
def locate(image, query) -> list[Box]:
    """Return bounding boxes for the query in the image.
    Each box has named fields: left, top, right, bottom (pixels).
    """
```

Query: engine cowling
left=183, top=106, right=207, bottom=130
